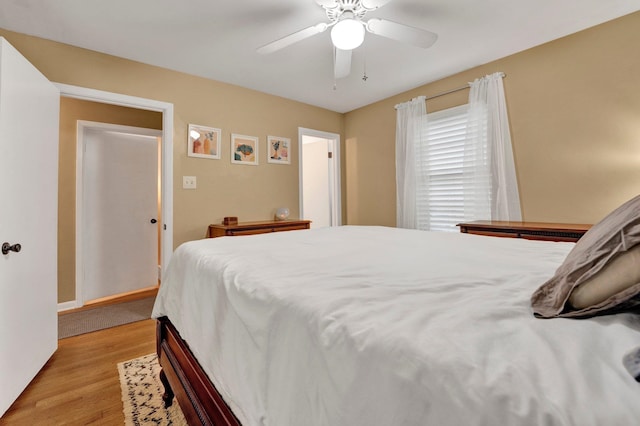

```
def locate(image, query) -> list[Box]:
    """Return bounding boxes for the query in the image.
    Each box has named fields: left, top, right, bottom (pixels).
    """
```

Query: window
left=396, top=74, right=519, bottom=231
left=415, top=104, right=490, bottom=232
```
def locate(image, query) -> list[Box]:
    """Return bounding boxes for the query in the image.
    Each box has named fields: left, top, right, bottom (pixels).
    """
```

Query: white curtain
left=395, top=96, right=426, bottom=229
left=465, top=72, right=522, bottom=221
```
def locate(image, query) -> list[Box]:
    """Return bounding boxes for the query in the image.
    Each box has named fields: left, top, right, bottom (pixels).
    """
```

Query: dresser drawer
left=228, top=228, right=274, bottom=236
left=457, top=221, right=590, bottom=243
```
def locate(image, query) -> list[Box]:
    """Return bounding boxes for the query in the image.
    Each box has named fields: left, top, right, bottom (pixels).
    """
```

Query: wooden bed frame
left=156, top=316, right=240, bottom=426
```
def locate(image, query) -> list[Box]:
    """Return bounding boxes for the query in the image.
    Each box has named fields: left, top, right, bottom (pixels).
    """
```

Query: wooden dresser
left=457, top=220, right=591, bottom=243
left=207, top=219, right=311, bottom=238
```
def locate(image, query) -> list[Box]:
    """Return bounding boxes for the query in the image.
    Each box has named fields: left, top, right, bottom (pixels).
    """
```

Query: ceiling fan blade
left=366, top=18, right=437, bottom=49
left=257, top=23, right=328, bottom=55
left=334, top=48, right=352, bottom=79
left=361, top=0, right=394, bottom=10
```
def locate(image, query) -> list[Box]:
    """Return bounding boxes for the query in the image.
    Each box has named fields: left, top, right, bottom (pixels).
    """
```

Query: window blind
left=416, top=104, right=490, bottom=232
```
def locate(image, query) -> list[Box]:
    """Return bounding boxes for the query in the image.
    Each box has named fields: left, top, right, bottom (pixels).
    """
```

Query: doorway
left=298, top=127, right=341, bottom=228
left=79, top=122, right=161, bottom=302
left=56, top=83, right=174, bottom=310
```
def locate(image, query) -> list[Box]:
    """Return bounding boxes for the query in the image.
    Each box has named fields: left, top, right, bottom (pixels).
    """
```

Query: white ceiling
left=0, top=0, right=638, bottom=113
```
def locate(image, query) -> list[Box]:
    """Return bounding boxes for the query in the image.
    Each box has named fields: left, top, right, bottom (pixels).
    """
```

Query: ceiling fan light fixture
left=331, top=18, right=365, bottom=50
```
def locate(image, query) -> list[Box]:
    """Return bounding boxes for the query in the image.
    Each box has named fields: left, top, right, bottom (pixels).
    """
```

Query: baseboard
left=58, top=288, right=159, bottom=315
left=58, top=300, right=80, bottom=312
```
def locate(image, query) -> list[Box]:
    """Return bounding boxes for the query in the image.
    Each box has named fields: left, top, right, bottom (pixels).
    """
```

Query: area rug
left=58, top=296, right=156, bottom=339
left=118, top=353, right=187, bottom=426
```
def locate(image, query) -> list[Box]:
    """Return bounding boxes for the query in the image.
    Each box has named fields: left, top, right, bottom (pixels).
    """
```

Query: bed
left=152, top=224, right=640, bottom=426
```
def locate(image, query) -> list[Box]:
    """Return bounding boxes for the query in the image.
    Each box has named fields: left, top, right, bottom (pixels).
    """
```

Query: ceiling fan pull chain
left=363, top=55, right=368, bottom=81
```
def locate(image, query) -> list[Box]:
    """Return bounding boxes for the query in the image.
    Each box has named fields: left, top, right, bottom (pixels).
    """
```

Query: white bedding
left=152, top=226, right=640, bottom=426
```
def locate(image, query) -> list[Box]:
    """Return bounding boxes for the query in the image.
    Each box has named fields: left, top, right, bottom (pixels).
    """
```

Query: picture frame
left=187, top=124, right=221, bottom=159
left=231, top=134, right=259, bottom=165
left=267, top=136, right=291, bottom=165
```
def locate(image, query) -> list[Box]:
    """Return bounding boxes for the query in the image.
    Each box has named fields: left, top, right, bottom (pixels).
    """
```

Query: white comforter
left=152, top=226, right=640, bottom=426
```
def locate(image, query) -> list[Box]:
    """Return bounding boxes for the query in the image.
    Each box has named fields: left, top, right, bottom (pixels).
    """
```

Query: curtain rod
left=424, top=84, right=469, bottom=101
left=395, top=72, right=506, bottom=109
left=425, top=72, right=506, bottom=101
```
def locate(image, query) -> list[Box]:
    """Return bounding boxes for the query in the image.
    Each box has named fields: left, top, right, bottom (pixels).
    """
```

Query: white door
left=302, top=137, right=332, bottom=227
left=0, top=38, right=59, bottom=416
left=81, top=126, right=159, bottom=302
left=299, top=128, right=342, bottom=228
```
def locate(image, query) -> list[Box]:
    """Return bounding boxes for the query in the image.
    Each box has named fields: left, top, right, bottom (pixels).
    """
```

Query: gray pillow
left=531, top=194, right=640, bottom=318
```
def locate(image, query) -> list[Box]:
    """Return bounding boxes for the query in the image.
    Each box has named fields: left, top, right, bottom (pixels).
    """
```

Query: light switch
left=183, top=176, right=197, bottom=189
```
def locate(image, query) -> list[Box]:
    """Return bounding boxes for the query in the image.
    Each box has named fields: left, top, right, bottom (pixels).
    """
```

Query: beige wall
left=0, top=28, right=343, bottom=304
left=58, top=98, right=162, bottom=302
left=345, top=11, right=640, bottom=227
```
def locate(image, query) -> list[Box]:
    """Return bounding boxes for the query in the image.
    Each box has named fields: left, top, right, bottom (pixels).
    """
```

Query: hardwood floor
left=0, top=319, right=157, bottom=425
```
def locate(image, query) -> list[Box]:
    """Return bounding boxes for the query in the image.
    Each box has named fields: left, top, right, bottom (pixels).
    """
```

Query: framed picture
left=267, top=136, right=291, bottom=164
left=231, top=134, right=258, bottom=165
left=188, top=124, right=221, bottom=159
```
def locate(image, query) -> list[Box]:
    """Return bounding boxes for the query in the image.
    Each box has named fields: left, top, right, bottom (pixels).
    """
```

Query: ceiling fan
left=257, top=0, right=438, bottom=80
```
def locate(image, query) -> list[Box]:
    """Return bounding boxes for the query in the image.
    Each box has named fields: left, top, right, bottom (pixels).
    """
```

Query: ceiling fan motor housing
left=325, top=0, right=369, bottom=22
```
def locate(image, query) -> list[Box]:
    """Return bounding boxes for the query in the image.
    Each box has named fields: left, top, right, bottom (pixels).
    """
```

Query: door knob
left=2, top=242, right=22, bottom=255
left=150, top=219, right=157, bottom=224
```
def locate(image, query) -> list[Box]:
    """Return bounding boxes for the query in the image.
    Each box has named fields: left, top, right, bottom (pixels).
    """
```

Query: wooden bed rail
left=156, top=317, right=241, bottom=426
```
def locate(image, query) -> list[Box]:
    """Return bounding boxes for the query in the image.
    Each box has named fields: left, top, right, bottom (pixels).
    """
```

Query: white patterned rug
left=118, top=353, right=188, bottom=426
